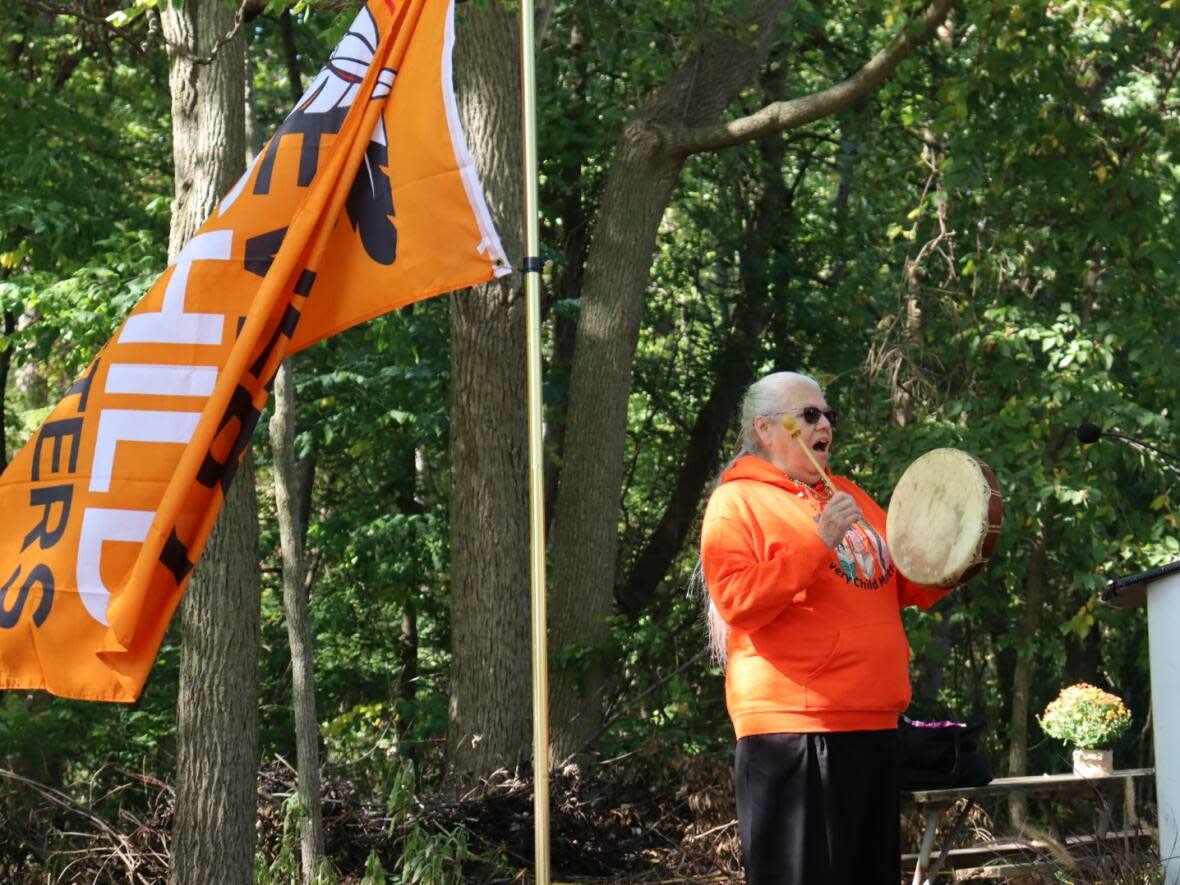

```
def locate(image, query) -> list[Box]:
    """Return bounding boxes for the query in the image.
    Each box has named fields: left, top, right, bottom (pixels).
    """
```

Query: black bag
left=899, top=716, right=992, bottom=791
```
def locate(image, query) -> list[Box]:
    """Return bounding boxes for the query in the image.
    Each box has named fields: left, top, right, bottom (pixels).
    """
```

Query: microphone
left=1076, top=422, right=1102, bottom=445
left=1075, top=421, right=1180, bottom=468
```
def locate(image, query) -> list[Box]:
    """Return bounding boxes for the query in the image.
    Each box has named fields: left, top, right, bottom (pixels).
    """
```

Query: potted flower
left=1039, top=683, right=1132, bottom=777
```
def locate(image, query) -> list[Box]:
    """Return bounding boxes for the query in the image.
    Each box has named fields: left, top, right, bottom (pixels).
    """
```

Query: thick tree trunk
left=171, top=469, right=260, bottom=885
left=446, top=4, right=532, bottom=780
left=269, top=360, right=325, bottom=882
left=548, top=0, right=787, bottom=761
left=618, top=128, right=789, bottom=616
left=540, top=23, right=593, bottom=528
left=160, top=3, right=257, bottom=884
left=548, top=130, right=685, bottom=759
left=161, top=3, right=245, bottom=263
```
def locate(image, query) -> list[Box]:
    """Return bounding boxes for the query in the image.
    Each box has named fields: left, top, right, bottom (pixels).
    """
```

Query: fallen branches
left=0, top=748, right=742, bottom=883
left=0, top=766, right=172, bottom=883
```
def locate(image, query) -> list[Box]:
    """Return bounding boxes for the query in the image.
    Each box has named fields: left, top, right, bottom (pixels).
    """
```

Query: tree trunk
left=397, top=598, right=419, bottom=769
left=548, top=0, right=787, bottom=761
left=161, top=3, right=245, bottom=263
left=161, top=3, right=257, bottom=883
left=392, top=445, right=423, bottom=769
left=1007, top=502, right=1051, bottom=828
left=269, top=360, right=325, bottom=882
left=547, top=126, right=685, bottom=760
left=446, top=3, right=532, bottom=780
left=279, top=8, right=303, bottom=103
left=0, top=309, right=14, bottom=470
left=256, top=26, right=323, bottom=880
left=540, top=21, right=594, bottom=529
left=1006, top=423, right=1067, bottom=827
left=618, top=126, right=790, bottom=617
left=171, top=469, right=260, bottom=885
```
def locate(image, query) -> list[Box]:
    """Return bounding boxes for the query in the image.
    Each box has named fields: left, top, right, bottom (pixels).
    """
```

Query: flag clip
left=522, top=256, right=544, bottom=274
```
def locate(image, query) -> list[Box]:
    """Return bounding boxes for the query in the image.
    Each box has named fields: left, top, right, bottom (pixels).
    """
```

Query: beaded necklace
left=786, top=474, right=831, bottom=518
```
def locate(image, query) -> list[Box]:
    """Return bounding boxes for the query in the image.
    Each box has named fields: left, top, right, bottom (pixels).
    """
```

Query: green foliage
left=598, top=0, right=1180, bottom=783
left=257, top=793, right=308, bottom=885
left=253, top=304, right=456, bottom=782
left=2, top=0, right=1179, bottom=873
left=380, top=758, right=493, bottom=885
left=0, top=2, right=171, bottom=460
left=255, top=792, right=343, bottom=884
left=395, top=823, right=477, bottom=885
left=0, top=633, right=180, bottom=781
left=362, top=849, right=390, bottom=885
left=596, top=603, right=731, bottom=760
left=827, top=0, right=1180, bottom=776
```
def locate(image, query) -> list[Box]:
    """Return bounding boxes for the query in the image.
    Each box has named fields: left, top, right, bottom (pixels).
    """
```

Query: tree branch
left=14, top=0, right=149, bottom=56
left=662, top=0, right=956, bottom=156
left=0, top=767, right=140, bottom=877
left=159, top=0, right=256, bottom=65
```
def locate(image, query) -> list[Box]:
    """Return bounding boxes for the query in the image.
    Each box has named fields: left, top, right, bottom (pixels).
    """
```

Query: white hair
left=730, top=371, right=819, bottom=467
left=698, top=371, right=822, bottom=667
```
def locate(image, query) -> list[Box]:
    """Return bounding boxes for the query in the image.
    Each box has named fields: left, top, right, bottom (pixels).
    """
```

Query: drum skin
left=886, top=449, right=1003, bottom=587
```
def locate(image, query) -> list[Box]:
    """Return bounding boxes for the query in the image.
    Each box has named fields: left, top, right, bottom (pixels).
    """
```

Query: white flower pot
left=1072, top=747, right=1113, bottom=777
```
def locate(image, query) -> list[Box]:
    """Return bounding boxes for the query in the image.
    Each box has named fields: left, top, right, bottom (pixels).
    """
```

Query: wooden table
left=905, top=768, right=1155, bottom=884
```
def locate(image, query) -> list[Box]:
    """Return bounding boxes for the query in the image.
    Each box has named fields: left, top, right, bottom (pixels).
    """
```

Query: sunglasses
left=798, top=406, right=837, bottom=427
left=768, top=407, right=838, bottom=427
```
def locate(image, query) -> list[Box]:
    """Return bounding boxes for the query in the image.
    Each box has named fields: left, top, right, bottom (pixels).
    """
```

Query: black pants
left=734, top=730, right=900, bottom=885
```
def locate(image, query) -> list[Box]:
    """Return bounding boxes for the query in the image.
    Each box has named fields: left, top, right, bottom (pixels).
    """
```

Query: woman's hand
left=816, top=491, right=864, bottom=549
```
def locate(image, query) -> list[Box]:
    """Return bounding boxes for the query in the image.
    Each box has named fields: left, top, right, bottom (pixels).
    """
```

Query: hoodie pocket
left=804, top=620, right=911, bottom=712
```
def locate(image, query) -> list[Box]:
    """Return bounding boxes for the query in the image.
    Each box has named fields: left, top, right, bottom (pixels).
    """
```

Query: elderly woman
left=700, top=371, right=951, bottom=885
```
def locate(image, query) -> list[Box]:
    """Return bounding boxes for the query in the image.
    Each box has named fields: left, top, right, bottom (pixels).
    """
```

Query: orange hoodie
left=701, top=454, right=951, bottom=738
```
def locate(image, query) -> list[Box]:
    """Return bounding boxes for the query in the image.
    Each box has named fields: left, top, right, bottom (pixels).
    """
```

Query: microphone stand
left=1077, top=423, right=1180, bottom=477
left=1102, top=431, right=1180, bottom=467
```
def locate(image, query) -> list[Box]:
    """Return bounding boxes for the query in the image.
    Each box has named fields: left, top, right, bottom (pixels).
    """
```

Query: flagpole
left=518, top=1, right=550, bottom=883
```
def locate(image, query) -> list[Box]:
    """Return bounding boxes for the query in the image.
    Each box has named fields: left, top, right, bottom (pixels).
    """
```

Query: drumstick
left=780, top=414, right=838, bottom=494
left=781, top=414, right=872, bottom=532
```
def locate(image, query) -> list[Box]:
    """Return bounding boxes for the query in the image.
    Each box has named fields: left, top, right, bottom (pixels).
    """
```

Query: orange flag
left=0, top=0, right=509, bottom=701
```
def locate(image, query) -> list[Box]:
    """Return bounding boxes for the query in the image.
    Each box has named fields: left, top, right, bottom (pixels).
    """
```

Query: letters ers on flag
left=0, top=0, right=509, bottom=701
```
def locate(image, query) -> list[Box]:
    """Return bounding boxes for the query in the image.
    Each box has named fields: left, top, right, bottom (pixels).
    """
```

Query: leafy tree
left=2, top=0, right=1179, bottom=879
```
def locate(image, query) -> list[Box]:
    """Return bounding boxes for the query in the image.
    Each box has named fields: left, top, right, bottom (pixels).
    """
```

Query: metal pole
left=518, top=1, right=550, bottom=883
